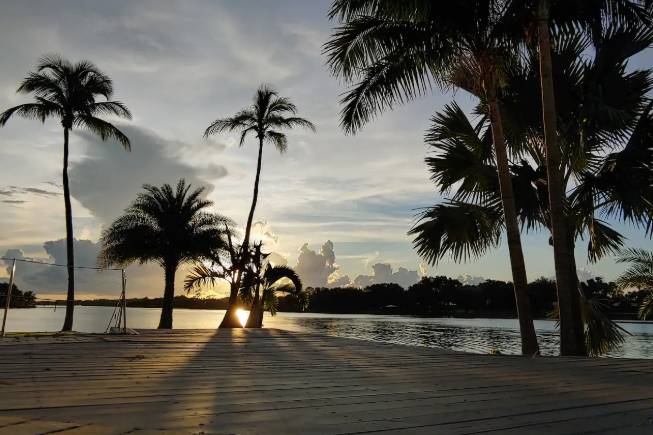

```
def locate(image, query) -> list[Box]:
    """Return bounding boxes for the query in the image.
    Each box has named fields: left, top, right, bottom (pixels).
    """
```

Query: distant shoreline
left=34, top=299, right=646, bottom=322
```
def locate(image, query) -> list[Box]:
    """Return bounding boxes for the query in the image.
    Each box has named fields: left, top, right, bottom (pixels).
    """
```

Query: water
left=5, top=306, right=653, bottom=358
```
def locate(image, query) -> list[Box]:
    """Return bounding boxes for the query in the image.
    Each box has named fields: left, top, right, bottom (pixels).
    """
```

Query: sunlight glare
left=236, top=309, right=249, bottom=327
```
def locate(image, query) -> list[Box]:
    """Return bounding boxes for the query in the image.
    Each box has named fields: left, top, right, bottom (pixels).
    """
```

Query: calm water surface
left=6, top=306, right=653, bottom=358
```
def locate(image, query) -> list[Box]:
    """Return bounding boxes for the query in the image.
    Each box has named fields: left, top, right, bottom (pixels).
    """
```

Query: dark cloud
left=2, top=200, right=25, bottom=204
left=69, top=125, right=228, bottom=224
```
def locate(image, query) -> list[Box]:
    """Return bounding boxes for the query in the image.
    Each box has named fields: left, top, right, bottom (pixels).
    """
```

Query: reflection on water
left=6, top=306, right=653, bottom=358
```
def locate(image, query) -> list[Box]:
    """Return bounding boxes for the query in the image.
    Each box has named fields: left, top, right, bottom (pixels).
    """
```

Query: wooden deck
left=1, top=329, right=652, bottom=434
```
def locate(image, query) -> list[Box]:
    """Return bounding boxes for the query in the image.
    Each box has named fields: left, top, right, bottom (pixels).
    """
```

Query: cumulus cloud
left=353, top=263, right=420, bottom=289
left=69, top=126, right=228, bottom=224
left=252, top=221, right=279, bottom=246
left=456, top=274, right=487, bottom=286
left=294, top=240, right=340, bottom=288
left=292, top=240, right=421, bottom=289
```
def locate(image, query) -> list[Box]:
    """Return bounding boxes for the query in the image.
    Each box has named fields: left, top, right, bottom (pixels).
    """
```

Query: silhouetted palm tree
left=326, top=0, right=540, bottom=355
left=204, top=85, right=315, bottom=328
left=241, top=248, right=303, bottom=328
left=514, top=0, right=653, bottom=356
left=412, top=25, right=653, bottom=354
left=0, top=55, right=131, bottom=331
left=99, top=180, right=231, bottom=329
left=616, top=249, right=653, bottom=319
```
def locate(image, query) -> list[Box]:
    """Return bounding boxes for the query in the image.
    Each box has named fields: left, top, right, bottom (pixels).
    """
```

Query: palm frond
left=87, top=101, right=132, bottom=119
left=265, top=131, right=288, bottom=153
left=409, top=201, right=503, bottom=265
left=184, top=263, right=224, bottom=293
left=639, top=292, right=653, bottom=319
left=74, top=115, right=131, bottom=150
left=203, top=110, right=257, bottom=138
left=581, top=295, right=629, bottom=357
left=0, top=102, right=62, bottom=125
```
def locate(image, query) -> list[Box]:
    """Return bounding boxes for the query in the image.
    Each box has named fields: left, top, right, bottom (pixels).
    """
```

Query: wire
left=0, top=257, right=123, bottom=271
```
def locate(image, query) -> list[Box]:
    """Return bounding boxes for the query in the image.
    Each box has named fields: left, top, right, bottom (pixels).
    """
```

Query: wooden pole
left=1, top=259, right=16, bottom=337
left=121, top=269, right=127, bottom=334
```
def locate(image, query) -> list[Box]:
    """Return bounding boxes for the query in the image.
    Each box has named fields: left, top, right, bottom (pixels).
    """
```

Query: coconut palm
left=412, top=25, right=653, bottom=354
left=504, top=0, right=653, bottom=355
left=616, top=249, right=653, bottom=319
left=326, top=0, right=540, bottom=355
left=204, top=85, right=315, bottom=328
left=99, top=180, right=231, bottom=329
left=0, top=55, right=131, bottom=331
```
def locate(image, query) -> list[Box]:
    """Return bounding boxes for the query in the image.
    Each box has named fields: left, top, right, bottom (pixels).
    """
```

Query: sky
left=0, top=0, right=650, bottom=300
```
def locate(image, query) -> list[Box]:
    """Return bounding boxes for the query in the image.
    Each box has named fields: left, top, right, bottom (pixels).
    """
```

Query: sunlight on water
left=236, top=309, right=249, bottom=327
left=6, top=306, right=653, bottom=358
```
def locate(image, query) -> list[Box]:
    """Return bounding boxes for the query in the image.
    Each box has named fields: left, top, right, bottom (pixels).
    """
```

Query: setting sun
left=235, top=309, right=249, bottom=327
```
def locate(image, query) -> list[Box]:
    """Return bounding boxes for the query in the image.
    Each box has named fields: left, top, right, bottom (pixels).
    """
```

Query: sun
left=235, top=309, right=249, bottom=327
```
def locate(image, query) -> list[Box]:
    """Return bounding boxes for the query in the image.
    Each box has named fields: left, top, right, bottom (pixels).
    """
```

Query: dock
left=1, top=329, right=652, bottom=434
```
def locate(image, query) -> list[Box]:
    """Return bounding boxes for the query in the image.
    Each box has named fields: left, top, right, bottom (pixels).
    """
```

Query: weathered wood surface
left=0, top=329, right=652, bottom=434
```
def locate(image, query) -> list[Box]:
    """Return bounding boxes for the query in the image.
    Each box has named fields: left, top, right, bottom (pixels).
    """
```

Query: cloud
left=3, top=249, right=26, bottom=276
left=0, top=185, right=60, bottom=199
left=456, top=274, right=487, bottom=286
left=2, top=241, right=118, bottom=296
left=2, top=200, right=25, bottom=204
left=69, top=125, right=228, bottom=224
left=1, top=239, right=176, bottom=299
left=294, top=240, right=340, bottom=288
left=252, top=221, right=279, bottom=245
left=353, top=263, right=420, bottom=289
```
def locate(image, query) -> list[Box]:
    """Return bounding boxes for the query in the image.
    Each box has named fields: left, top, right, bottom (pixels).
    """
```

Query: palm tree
left=241, top=247, right=304, bottom=328
left=204, top=85, right=315, bottom=328
left=325, top=0, right=540, bottom=355
left=412, top=25, right=653, bottom=354
left=0, top=55, right=131, bottom=331
left=511, top=0, right=652, bottom=355
left=616, top=249, right=653, bottom=319
left=252, top=265, right=304, bottom=327
left=99, top=180, right=231, bottom=329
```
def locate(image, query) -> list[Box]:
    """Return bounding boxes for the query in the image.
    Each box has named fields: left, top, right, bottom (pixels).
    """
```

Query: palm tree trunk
left=245, top=284, right=262, bottom=328
left=61, top=127, right=75, bottom=332
left=220, top=136, right=265, bottom=328
left=158, top=262, right=176, bottom=329
left=537, top=0, right=586, bottom=356
left=487, top=88, right=540, bottom=356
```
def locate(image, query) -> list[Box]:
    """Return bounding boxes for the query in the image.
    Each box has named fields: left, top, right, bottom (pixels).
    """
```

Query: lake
left=5, top=306, right=653, bottom=358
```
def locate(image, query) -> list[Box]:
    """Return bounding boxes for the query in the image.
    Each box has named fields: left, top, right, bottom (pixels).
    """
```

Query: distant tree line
left=0, top=283, right=36, bottom=308
left=31, top=276, right=649, bottom=321
left=278, top=277, right=650, bottom=320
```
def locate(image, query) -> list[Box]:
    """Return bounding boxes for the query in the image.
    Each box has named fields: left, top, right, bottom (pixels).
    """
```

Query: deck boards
left=0, top=329, right=651, bottom=434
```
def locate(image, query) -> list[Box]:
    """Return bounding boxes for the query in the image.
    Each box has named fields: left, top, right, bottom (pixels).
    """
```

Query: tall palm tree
left=99, top=180, right=231, bottom=329
left=326, top=0, right=540, bottom=355
left=0, top=55, right=131, bottom=331
left=412, top=25, right=653, bottom=354
left=204, top=85, right=315, bottom=328
left=616, top=249, right=653, bottom=319
left=510, top=0, right=652, bottom=355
